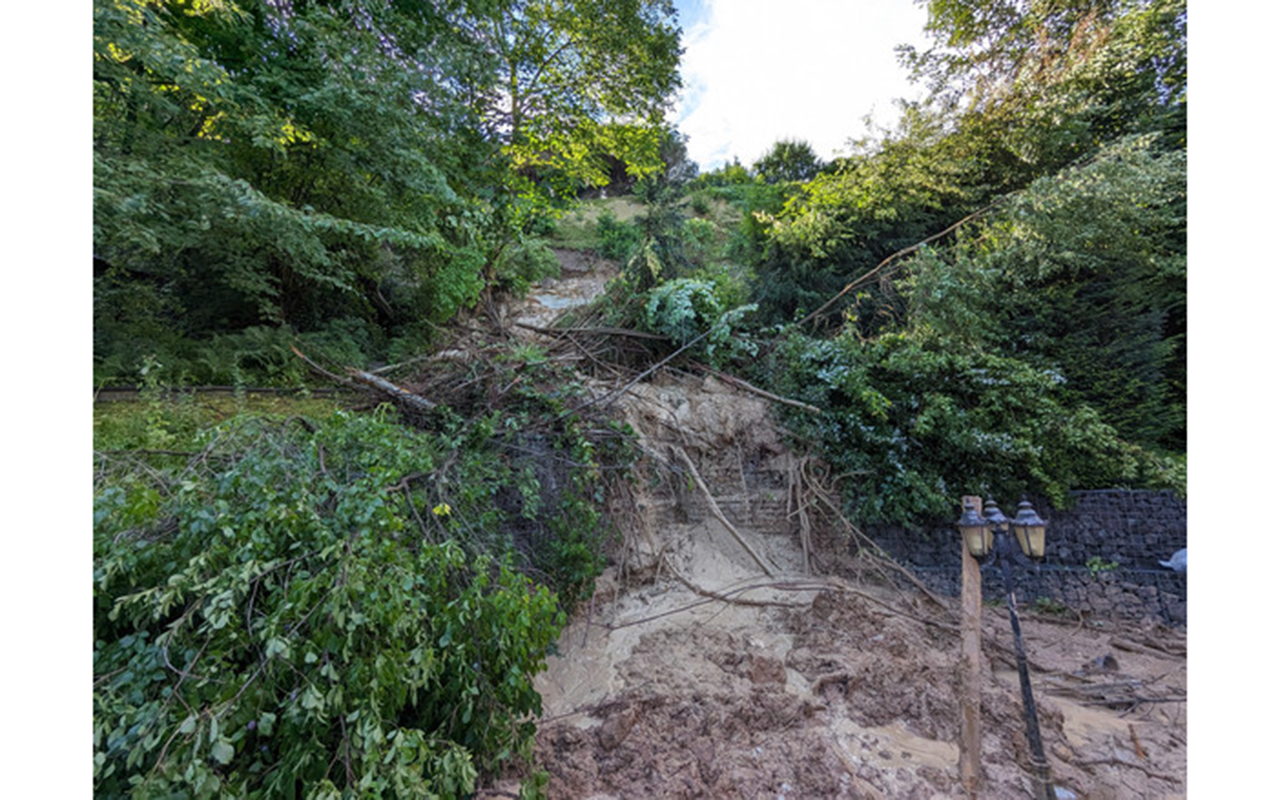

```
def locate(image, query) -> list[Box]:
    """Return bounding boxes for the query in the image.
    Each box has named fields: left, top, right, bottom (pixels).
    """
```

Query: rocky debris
left=490, top=261, right=1186, bottom=798
left=525, top=372, right=1187, bottom=798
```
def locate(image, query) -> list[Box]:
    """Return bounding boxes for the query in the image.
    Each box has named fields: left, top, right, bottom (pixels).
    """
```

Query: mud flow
left=483, top=257, right=1187, bottom=799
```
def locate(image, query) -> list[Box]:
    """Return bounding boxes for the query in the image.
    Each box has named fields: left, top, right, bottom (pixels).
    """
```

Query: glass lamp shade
left=958, top=504, right=991, bottom=557
left=1012, top=499, right=1047, bottom=560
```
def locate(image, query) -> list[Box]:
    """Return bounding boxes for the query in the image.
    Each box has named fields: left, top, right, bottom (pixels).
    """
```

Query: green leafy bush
left=752, top=138, right=825, bottom=184
left=766, top=328, right=1176, bottom=525
left=96, top=320, right=389, bottom=388
left=680, top=217, right=722, bottom=267
left=94, top=412, right=566, bottom=797
left=642, top=278, right=758, bottom=367
left=1086, top=556, right=1120, bottom=577
left=596, top=210, right=642, bottom=262
left=491, top=239, right=561, bottom=297
left=198, top=326, right=311, bottom=387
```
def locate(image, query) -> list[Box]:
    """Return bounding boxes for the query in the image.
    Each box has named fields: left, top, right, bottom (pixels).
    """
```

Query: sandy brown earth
left=486, top=258, right=1187, bottom=799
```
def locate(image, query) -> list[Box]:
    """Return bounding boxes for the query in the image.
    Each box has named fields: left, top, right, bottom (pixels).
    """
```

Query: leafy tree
left=621, top=128, right=699, bottom=290
left=473, top=0, right=684, bottom=205
left=754, top=134, right=1185, bottom=527
left=887, top=0, right=1188, bottom=449
left=960, top=136, right=1186, bottom=450
left=901, top=0, right=1119, bottom=110
left=689, top=157, right=752, bottom=189
left=751, top=105, right=981, bottom=326
left=752, top=138, right=825, bottom=184
left=899, top=0, right=1186, bottom=176
left=766, top=326, right=1171, bottom=525
left=729, top=0, right=1187, bottom=524
left=94, top=0, right=496, bottom=378
left=93, top=0, right=683, bottom=384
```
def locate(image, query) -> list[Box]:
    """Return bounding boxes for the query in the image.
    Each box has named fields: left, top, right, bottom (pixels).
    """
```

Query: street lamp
left=1011, top=498, right=1047, bottom=562
left=957, top=497, right=1055, bottom=800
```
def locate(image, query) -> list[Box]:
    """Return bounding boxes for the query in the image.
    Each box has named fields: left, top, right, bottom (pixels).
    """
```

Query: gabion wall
left=865, top=490, right=1187, bottom=626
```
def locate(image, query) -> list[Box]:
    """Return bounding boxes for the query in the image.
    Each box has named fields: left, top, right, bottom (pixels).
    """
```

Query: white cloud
left=672, top=0, right=930, bottom=170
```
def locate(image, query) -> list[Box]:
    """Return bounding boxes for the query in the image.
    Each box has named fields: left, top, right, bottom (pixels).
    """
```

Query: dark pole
left=958, top=495, right=986, bottom=797
left=963, top=498, right=1055, bottom=798
left=995, top=528, right=1053, bottom=800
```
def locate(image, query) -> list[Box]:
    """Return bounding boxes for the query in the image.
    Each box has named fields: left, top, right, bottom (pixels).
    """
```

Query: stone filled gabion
left=866, top=490, right=1187, bottom=625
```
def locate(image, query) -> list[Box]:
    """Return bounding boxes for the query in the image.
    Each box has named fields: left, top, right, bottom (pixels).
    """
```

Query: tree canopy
left=93, top=0, right=683, bottom=383
left=752, top=139, right=825, bottom=184
left=738, top=0, right=1186, bottom=520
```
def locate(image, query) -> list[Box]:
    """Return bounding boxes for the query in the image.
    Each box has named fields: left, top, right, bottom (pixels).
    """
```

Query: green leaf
left=211, top=739, right=234, bottom=765
left=266, top=637, right=290, bottom=660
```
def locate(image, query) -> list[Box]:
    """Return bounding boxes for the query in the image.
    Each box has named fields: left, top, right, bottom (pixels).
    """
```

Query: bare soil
left=485, top=260, right=1188, bottom=799
left=507, top=250, right=618, bottom=331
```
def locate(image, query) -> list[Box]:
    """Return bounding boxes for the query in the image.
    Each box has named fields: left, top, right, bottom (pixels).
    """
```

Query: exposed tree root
left=673, top=445, right=776, bottom=577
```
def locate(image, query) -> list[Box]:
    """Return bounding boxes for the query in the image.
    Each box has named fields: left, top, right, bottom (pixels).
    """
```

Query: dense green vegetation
left=95, top=411, right=554, bottom=796
left=94, top=0, right=1186, bottom=794
left=573, top=0, right=1187, bottom=522
left=94, top=354, right=634, bottom=796
left=94, top=1, right=674, bottom=795
left=94, top=0, right=681, bottom=385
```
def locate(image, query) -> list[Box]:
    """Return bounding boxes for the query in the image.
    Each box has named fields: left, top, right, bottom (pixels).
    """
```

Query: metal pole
left=999, top=537, right=1054, bottom=800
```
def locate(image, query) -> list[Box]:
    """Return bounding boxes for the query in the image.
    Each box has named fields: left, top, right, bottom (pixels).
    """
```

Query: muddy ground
left=486, top=256, right=1187, bottom=799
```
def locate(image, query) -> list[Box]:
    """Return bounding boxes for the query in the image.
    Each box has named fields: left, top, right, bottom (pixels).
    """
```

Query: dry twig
left=787, top=202, right=999, bottom=332
left=663, top=555, right=807, bottom=609
left=691, top=363, right=822, bottom=415
left=1109, top=634, right=1185, bottom=659
left=1073, top=757, right=1182, bottom=784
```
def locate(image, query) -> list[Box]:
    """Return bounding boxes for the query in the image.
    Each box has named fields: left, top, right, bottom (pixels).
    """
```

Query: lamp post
left=958, top=497, right=1054, bottom=800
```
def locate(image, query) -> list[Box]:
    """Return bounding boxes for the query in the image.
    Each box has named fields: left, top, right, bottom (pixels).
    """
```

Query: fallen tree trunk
left=291, top=346, right=438, bottom=414
left=346, top=368, right=437, bottom=414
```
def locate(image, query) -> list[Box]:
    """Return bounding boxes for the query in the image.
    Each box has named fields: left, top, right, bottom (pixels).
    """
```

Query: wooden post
left=958, top=495, right=984, bottom=797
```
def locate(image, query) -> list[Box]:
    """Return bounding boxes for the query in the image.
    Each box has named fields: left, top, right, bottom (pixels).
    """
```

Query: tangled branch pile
left=93, top=329, right=644, bottom=795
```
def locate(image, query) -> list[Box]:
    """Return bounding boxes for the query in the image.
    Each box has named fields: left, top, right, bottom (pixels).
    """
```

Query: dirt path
left=488, top=254, right=1187, bottom=798
left=507, top=249, right=618, bottom=331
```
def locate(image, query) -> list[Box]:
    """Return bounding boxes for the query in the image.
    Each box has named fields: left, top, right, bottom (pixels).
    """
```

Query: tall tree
left=93, top=0, right=682, bottom=381
left=471, top=0, right=683, bottom=197
left=94, top=0, right=492, bottom=335
left=752, top=139, right=825, bottom=184
left=899, top=0, right=1186, bottom=173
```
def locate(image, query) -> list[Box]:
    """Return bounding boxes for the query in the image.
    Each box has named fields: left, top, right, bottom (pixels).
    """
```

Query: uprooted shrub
left=92, top=409, right=601, bottom=797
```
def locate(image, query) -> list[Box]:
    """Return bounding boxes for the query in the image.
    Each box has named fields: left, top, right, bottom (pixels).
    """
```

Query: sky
left=670, top=0, right=932, bottom=170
